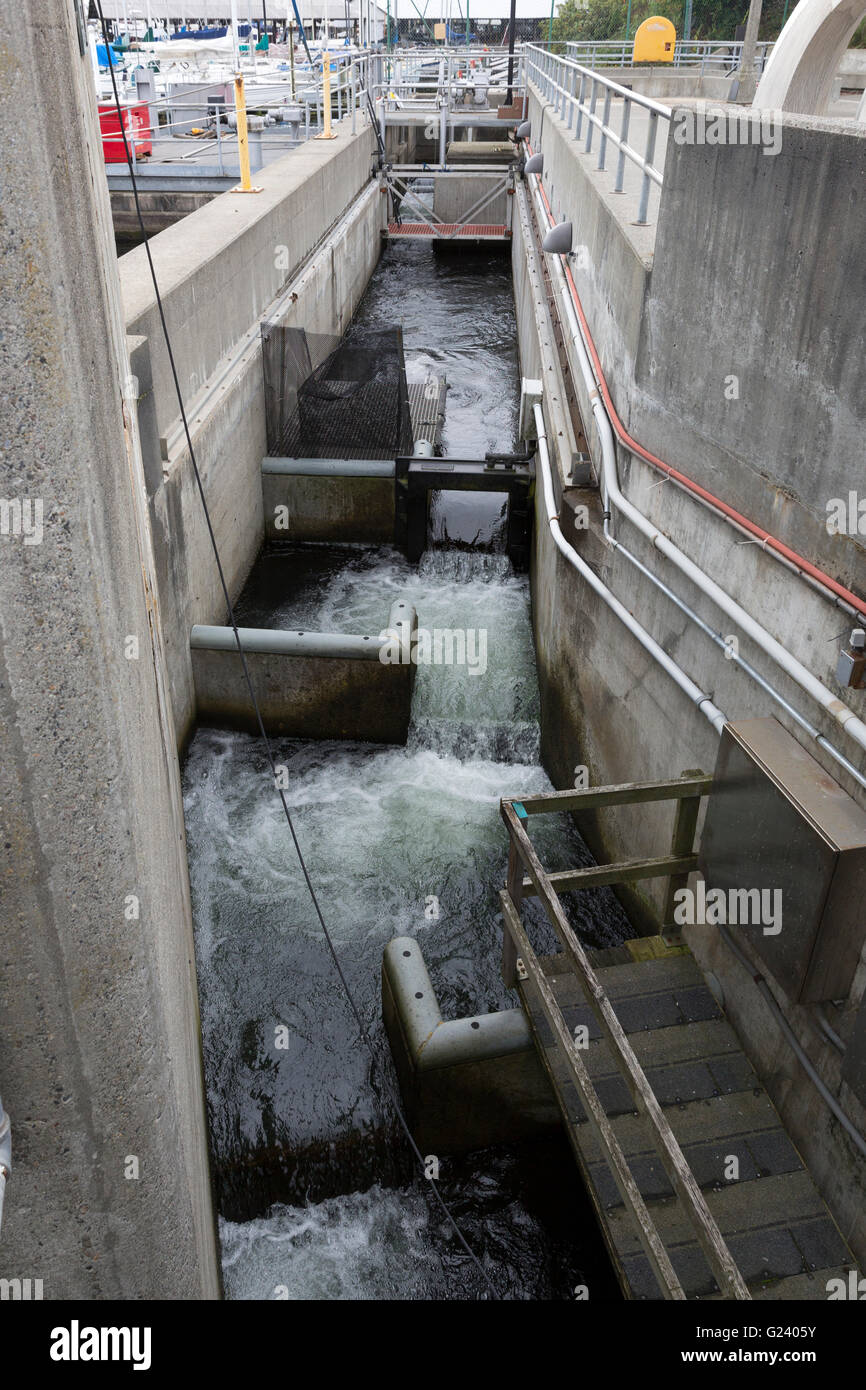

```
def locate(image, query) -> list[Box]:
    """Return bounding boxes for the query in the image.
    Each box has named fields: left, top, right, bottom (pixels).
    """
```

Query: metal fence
left=523, top=44, right=670, bottom=225
left=563, top=38, right=774, bottom=71
left=263, top=325, right=414, bottom=460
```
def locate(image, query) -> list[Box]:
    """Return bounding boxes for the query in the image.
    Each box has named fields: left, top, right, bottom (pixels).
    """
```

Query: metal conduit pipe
left=527, top=177, right=866, bottom=761
left=536, top=396, right=866, bottom=1166
left=717, top=926, right=866, bottom=1162
left=607, top=529, right=866, bottom=794
left=815, top=1006, right=847, bottom=1056
left=525, top=164, right=866, bottom=625
left=533, top=403, right=727, bottom=735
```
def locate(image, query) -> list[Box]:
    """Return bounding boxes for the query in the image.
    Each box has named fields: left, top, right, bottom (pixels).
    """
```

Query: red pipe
left=528, top=165, right=866, bottom=620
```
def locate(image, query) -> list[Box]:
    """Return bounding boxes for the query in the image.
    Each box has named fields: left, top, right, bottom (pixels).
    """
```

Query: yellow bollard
left=315, top=47, right=337, bottom=139
left=231, top=72, right=263, bottom=192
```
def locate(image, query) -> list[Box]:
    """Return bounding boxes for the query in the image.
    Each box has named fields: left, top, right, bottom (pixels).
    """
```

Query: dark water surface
left=183, top=237, right=628, bottom=1299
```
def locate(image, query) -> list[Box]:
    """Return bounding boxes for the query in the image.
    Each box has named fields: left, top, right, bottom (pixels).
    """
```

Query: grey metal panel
left=406, top=377, right=447, bottom=449
left=699, top=718, right=866, bottom=1003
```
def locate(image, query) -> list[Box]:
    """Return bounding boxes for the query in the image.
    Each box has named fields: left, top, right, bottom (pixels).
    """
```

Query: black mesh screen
left=262, top=324, right=414, bottom=460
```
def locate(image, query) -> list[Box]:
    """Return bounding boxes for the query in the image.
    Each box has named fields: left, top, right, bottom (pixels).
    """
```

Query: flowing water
left=183, top=237, right=630, bottom=1299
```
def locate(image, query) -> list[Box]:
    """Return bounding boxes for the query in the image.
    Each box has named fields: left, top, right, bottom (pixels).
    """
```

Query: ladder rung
left=521, top=853, right=699, bottom=895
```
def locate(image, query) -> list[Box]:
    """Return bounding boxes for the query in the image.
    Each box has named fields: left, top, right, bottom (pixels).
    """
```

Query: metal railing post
left=598, top=84, right=612, bottom=170
left=316, top=46, right=336, bottom=139
left=575, top=70, right=585, bottom=139
left=637, top=108, right=659, bottom=225
left=614, top=95, right=630, bottom=191
left=232, top=73, right=261, bottom=192
left=585, top=76, right=597, bottom=153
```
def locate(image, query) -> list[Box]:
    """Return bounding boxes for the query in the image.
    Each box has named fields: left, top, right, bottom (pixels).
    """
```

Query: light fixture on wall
left=542, top=221, right=572, bottom=255
left=524, top=152, right=543, bottom=174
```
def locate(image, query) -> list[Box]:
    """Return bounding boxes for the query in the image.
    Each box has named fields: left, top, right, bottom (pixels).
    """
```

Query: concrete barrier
left=190, top=599, right=417, bottom=743
left=120, top=124, right=382, bottom=747
left=382, top=936, right=558, bottom=1154
left=0, top=0, right=219, bottom=1298
left=262, top=457, right=396, bottom=543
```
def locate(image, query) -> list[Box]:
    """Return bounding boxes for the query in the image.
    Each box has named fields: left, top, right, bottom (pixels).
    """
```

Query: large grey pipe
left=190, top=600, right=415, bottom=661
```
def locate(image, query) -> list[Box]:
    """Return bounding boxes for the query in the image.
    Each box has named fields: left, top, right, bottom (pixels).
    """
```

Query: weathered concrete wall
left=120, top=124, right=381, bottom=747
left=525, top=89, right=652, bottom=397
left=0, top=0, right=219, bottom=1298
left=382, top=938, right=559, bottom=1154
left=529, top=85, right=866, bottom=598
left=515, top=83, right=866, bottom=1262
left=636, top=111, right=866, bottom=594
left=192, top=648, right=415, bottom=743
left=120, top=122, right=378, bottom=440
left=562, top=66, right=735, bottom=102
left=113, top=189, right=216, bottom=239
left=263, top=465, right=395, bottom=544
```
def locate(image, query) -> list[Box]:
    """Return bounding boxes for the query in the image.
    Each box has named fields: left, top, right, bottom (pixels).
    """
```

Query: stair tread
left=518, top=951, right=859, bottom=1300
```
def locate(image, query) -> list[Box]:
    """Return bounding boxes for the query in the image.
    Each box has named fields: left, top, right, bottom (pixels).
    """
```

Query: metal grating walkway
left=407, top=377, right=447, bottom=451
left=388, top=221, right=510, bottom=241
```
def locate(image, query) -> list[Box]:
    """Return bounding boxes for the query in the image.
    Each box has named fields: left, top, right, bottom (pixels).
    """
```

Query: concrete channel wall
left=0, top=0, right=220, bottom=1298
left=515, top=86, right=866, bottom=1263
left=119, top=116, right=381, bottom=746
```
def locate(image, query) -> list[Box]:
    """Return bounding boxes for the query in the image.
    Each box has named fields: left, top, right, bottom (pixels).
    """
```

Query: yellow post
left=231, top=72, right=263, bottom=192
left=315, top=46, right=336, bottom=139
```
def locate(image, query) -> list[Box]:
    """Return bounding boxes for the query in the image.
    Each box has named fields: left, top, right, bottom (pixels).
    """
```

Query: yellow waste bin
left=632, top=16, right=676, bottom=63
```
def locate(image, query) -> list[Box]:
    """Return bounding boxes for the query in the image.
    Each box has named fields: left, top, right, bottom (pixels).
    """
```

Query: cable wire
left=94, top=0, right=499, bottom=1298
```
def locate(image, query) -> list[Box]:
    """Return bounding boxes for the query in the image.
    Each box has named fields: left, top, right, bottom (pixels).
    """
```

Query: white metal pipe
left=610, top=522, right=866, bottom=793
left=717, top=925, right=866, bottom=1161
left=230, top=0, right=241, bottom=67
left=533, top=404, right=727, bottom=735
left=528, top=176, right=866, bottom=760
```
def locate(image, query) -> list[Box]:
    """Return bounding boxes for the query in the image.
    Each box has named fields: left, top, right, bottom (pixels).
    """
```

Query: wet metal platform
left=388, top=221, right=510, bottom=241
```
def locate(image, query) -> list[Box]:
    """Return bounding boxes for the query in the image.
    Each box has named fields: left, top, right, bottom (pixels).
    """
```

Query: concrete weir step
left=519, top=944, right=861, bottom=1301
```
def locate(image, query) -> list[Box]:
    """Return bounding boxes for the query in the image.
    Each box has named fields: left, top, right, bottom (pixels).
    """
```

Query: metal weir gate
left=260, top=320, right=532, bottom=569
left=396, top=455, right=532, bottom=567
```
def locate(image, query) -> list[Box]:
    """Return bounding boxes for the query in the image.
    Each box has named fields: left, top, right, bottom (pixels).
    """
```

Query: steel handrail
left=500, top=790, right=751, bottom=1301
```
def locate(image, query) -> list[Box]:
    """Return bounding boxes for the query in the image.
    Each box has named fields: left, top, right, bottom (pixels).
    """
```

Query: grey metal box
left=699, top=718, right=866, bottom=1004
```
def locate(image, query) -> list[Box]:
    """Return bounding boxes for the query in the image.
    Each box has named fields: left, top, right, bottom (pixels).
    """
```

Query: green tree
left=549, top=0, right=808, bottom=45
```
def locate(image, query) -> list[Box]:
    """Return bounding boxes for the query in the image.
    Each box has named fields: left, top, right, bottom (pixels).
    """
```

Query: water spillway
left=182, top=236, right=629, bottom=1299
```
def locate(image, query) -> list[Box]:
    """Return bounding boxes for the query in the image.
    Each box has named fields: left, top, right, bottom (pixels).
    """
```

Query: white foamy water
left=220, top=1188, right=440, bottom=1301
left=184, top=239, right=629, bottom=1296
left=241, top=548, right=540, bottom=737
left=219, top=1154, right=591, bottom=1302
